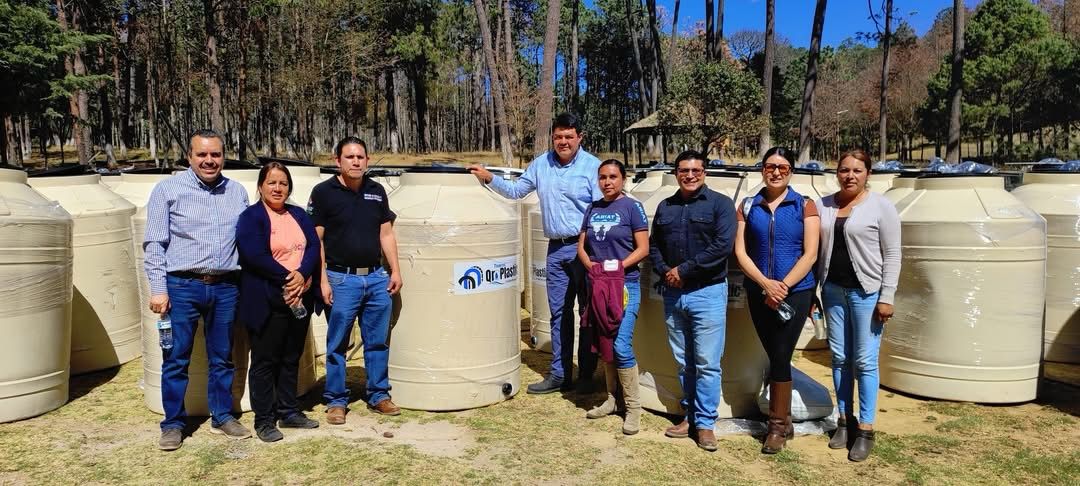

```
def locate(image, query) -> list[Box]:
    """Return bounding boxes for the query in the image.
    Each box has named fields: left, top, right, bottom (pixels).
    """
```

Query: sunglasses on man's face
left=763, top=163, right=792, bottom=175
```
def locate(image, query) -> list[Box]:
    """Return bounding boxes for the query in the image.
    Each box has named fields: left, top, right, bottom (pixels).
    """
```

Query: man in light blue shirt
left=468, top=113, right=602, bottom=394
left=144, top=129, right=252, bottom=450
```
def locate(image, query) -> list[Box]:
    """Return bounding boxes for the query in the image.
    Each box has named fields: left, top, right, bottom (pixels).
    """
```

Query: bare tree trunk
left=759, top=0, right=775, bottom=155
left=98, top=46, right=117, bottom=168
left=877, top=0, right=893, bottom=162
left=533, top=0, right=562, bottom=155
left=570, top=0, right=580, bottom=112
left=645, top=0, right=667, bottom=90
left=946, top=0, right=964, bottom=163
left=666, top=0, right=680, bottom=84
left=797, top=0, right=828, bottom=163
left=625, top=0, right=649, bottom=119
left=147, top=57, right=158, bottom=163
left=56, top=0, right=92, bottom=165
left=715, top=0, right=725, bottom=56
left=204, top=0, right=225, bottom=133
left=2, top=114, right=16, bottom=166
left=705, top=0, right=715, bottom=61
left=474, top=0, right=513, bottom=164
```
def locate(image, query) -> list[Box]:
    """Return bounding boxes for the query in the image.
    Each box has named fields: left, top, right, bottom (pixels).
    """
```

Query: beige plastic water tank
left=0, top=169, right=74, bottom=423
left=28, top=174, right=142, bottom=374
left=286, top=165, right=322, bottom=206
left=884, top=172, right=920, bottom=204
left=221, top=169, right=260, bottom=202
left=745, top=168, right=827, bottom=350
left=881, top=174, right=1046, bottom=403
left=521, top=192, right=539, bottom=328
left=705, top=170, right=745, bottom=200
left=635, top=173, right=769, bottom=418
left=629, top=170, right=668, bottom=201
left=388, top=169, right=521, bottom=410
left=869, top=172, right=899, bottom=193
left=1012, top=169, right=1080, bottom=363
left=101, top=174, right=121, bottom=189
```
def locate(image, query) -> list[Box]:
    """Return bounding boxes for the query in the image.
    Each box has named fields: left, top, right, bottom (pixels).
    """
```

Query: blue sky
left=606, top=0, right=983, bottom=48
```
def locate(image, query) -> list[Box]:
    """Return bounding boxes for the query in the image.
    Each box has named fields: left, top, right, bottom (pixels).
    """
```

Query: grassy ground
left=1, top=324, right=1077, bottom=485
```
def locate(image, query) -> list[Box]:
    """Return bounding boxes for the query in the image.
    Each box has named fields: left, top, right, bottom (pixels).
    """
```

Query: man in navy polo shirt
left=308, top=137, right=403, bottom=425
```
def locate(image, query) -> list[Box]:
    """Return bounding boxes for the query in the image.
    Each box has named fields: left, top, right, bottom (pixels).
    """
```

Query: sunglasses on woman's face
left=763, top=163, right=792, bottom=175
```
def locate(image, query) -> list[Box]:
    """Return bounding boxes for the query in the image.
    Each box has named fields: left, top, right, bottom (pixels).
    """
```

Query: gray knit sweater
left=816, top=191, right=902, bottom=304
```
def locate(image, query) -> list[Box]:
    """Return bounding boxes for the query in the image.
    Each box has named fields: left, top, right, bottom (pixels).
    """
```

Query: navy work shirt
left=307, top=175, right=394, bottom=268
left=648, top=186, right=737, bottom=289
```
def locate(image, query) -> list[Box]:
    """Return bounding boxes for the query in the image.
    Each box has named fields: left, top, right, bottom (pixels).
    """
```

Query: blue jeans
left=662, top=282, right=728, bottom=430
left=614, top=281, right=641, bottom=369
left=546, top=241, right=595, bottom=381
left=822, top=282, right=883, bottom=425
left=161, top=275, right=239, bottom=431
left=323, top=269, right=392, bottom=407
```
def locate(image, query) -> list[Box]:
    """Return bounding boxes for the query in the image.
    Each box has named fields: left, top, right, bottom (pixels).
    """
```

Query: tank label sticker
left=531, top=262, right=546, bottom=283
left=728, top=273, right=745, bottom=308
left=454, top=257, right=519, bottom=295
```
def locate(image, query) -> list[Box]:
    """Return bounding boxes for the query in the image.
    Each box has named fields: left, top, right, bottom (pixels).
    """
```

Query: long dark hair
left=257, top=161, right=293, bottom=198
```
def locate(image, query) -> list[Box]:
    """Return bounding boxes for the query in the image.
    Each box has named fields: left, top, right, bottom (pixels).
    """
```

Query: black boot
left=527, top=375, right=565, bottom=394
left=829, top=416, right=857, bottom=449
left=848, top=429, right=875, bottom=462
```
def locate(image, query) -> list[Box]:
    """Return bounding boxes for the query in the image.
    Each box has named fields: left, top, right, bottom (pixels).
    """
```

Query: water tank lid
left=792, top=167, right=825, bottom=176
left=895, top=171, right=924, bottom=178
left=704, top=170, right=743, bottom=179
left=124, top=166, right=176, bottom=175
left=402, top=166, right=471, bottom=174
left=26, top=164, right=95, bottom=177
left=917, top=172, right=1002, bottom=179
left=1030, top=163, right=1080, bottom=173
left=257, top=156, right=314, bottom=166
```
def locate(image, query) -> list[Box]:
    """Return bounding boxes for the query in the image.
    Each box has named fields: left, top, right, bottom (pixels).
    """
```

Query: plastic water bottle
left=285, top=290, right=308, bottom=319
left=157, top=317, right=173, bottom=350
left=776, top=301, right=795, bottom=322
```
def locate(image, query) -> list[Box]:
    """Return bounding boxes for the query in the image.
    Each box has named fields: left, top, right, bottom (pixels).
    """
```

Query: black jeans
left=248, top=297, right=310, bottom=428
left=745, top=283, right=814, bottom=382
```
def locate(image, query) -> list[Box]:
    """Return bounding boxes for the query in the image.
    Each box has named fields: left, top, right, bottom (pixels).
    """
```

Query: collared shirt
left=307, top=175, right=394, bottom=268
left=487, top=149, right=602, bottom=239
left=143, top=168, right=250, bottom=295
left=648, top=185, right=737, bottom=289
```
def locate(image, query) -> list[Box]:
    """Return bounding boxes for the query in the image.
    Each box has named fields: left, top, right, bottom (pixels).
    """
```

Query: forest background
left=1, top=0, right=1079, bottom=169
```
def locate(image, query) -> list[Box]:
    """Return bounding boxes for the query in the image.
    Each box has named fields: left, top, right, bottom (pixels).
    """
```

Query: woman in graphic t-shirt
left=576, top=159, right=649, bottom=435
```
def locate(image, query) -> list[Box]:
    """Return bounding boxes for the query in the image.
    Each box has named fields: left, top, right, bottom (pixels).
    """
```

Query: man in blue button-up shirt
left=144, top=129, right=251, bottom=450
left=648, top=150, right=736, bottom=451
left=468, top=113, right=602, bottom=394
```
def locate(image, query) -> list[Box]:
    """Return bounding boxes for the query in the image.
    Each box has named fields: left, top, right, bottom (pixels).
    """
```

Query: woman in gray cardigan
left=816, top=149, right=901, bottom=462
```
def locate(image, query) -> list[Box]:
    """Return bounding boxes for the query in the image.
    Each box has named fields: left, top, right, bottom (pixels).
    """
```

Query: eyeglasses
left=676, top=168, right=704, bottom=175
left=763, top=163, right=791, bottom=175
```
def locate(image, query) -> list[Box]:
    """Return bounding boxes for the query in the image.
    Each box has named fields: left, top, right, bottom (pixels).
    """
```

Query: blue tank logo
left=458, top=266, right=483, bottom=289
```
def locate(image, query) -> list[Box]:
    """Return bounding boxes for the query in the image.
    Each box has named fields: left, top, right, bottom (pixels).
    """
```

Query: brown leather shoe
left=696, top=428, right=718, bottom=451
left=326, top=406, right=347, bottom=425
left=368, top=398, right=401, bottom=416
left=665, top=419, right=690, bottom=438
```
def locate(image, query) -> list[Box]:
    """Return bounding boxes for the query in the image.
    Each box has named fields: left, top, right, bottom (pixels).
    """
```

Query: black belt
left=168, top=270, right=239, bottom=284
left=327, top=264, right=380, bottom=276
left=550, top=236, right=578, bottom=245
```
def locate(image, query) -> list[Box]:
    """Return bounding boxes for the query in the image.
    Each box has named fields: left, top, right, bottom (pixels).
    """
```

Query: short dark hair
left=553, top=113, right=582, bottom=134
left=189, top=128, right=224, bottom=153
left=598, top=158, right=627, bottom=179
left=257, top=161, right=293, bottom=198
left=674, top=150, right=706, bottom=170
left=760, top=146, right=795, bottom=166
left=838, top=149, right=872, bottom=171
left=334, top=136, right=368, bottom=157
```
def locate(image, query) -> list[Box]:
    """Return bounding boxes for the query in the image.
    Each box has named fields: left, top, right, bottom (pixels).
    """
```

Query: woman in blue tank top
left=734, top=147, right=820, bottom=455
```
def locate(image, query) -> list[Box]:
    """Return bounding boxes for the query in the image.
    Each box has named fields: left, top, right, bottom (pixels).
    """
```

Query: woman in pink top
left=236, top=162, right=323, bottom=442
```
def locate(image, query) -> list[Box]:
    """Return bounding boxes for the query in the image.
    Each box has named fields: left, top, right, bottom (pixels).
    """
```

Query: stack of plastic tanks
left=634, top=172, right=770, bottom=418
left=745, top=167, right=828, bottom=350
left=719, top=165, right=763, bottom=198
left=388, top=168, right=521, bottom=410
left=1011, top=164, right=1080, bottom=363
left=705, top=170, right=746, bottom=200
left=629, top=170, right=668, bottom=201
left=868, top=161, right=904, bottom=193
left=221, top=164, right=261, bottom=203
left=28, top=170, right=142, bottom=374
left=881, top=172, right=1046, bottom=403
left=0, top=169, right=74, bottom=423
left=521, top=192, right=539, bottom=329
left=884, top=171, right=920, bottom=204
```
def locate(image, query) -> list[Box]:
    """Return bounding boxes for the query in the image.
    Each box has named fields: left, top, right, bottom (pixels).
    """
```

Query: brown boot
left=762, top=380, right=792, bottom=454
left=617, top=365, right=641, bottom=435
left=326, top=406, right=347, bottom=425
left=696, top=428, right=718, bottom=451
left=665, top=419, right=690, bottom=438
left=586, top=362, right=620, bottom=419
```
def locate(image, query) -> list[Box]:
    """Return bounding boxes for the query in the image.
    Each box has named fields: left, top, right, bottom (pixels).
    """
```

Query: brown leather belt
left=168, top=270, right=239, bottom=284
